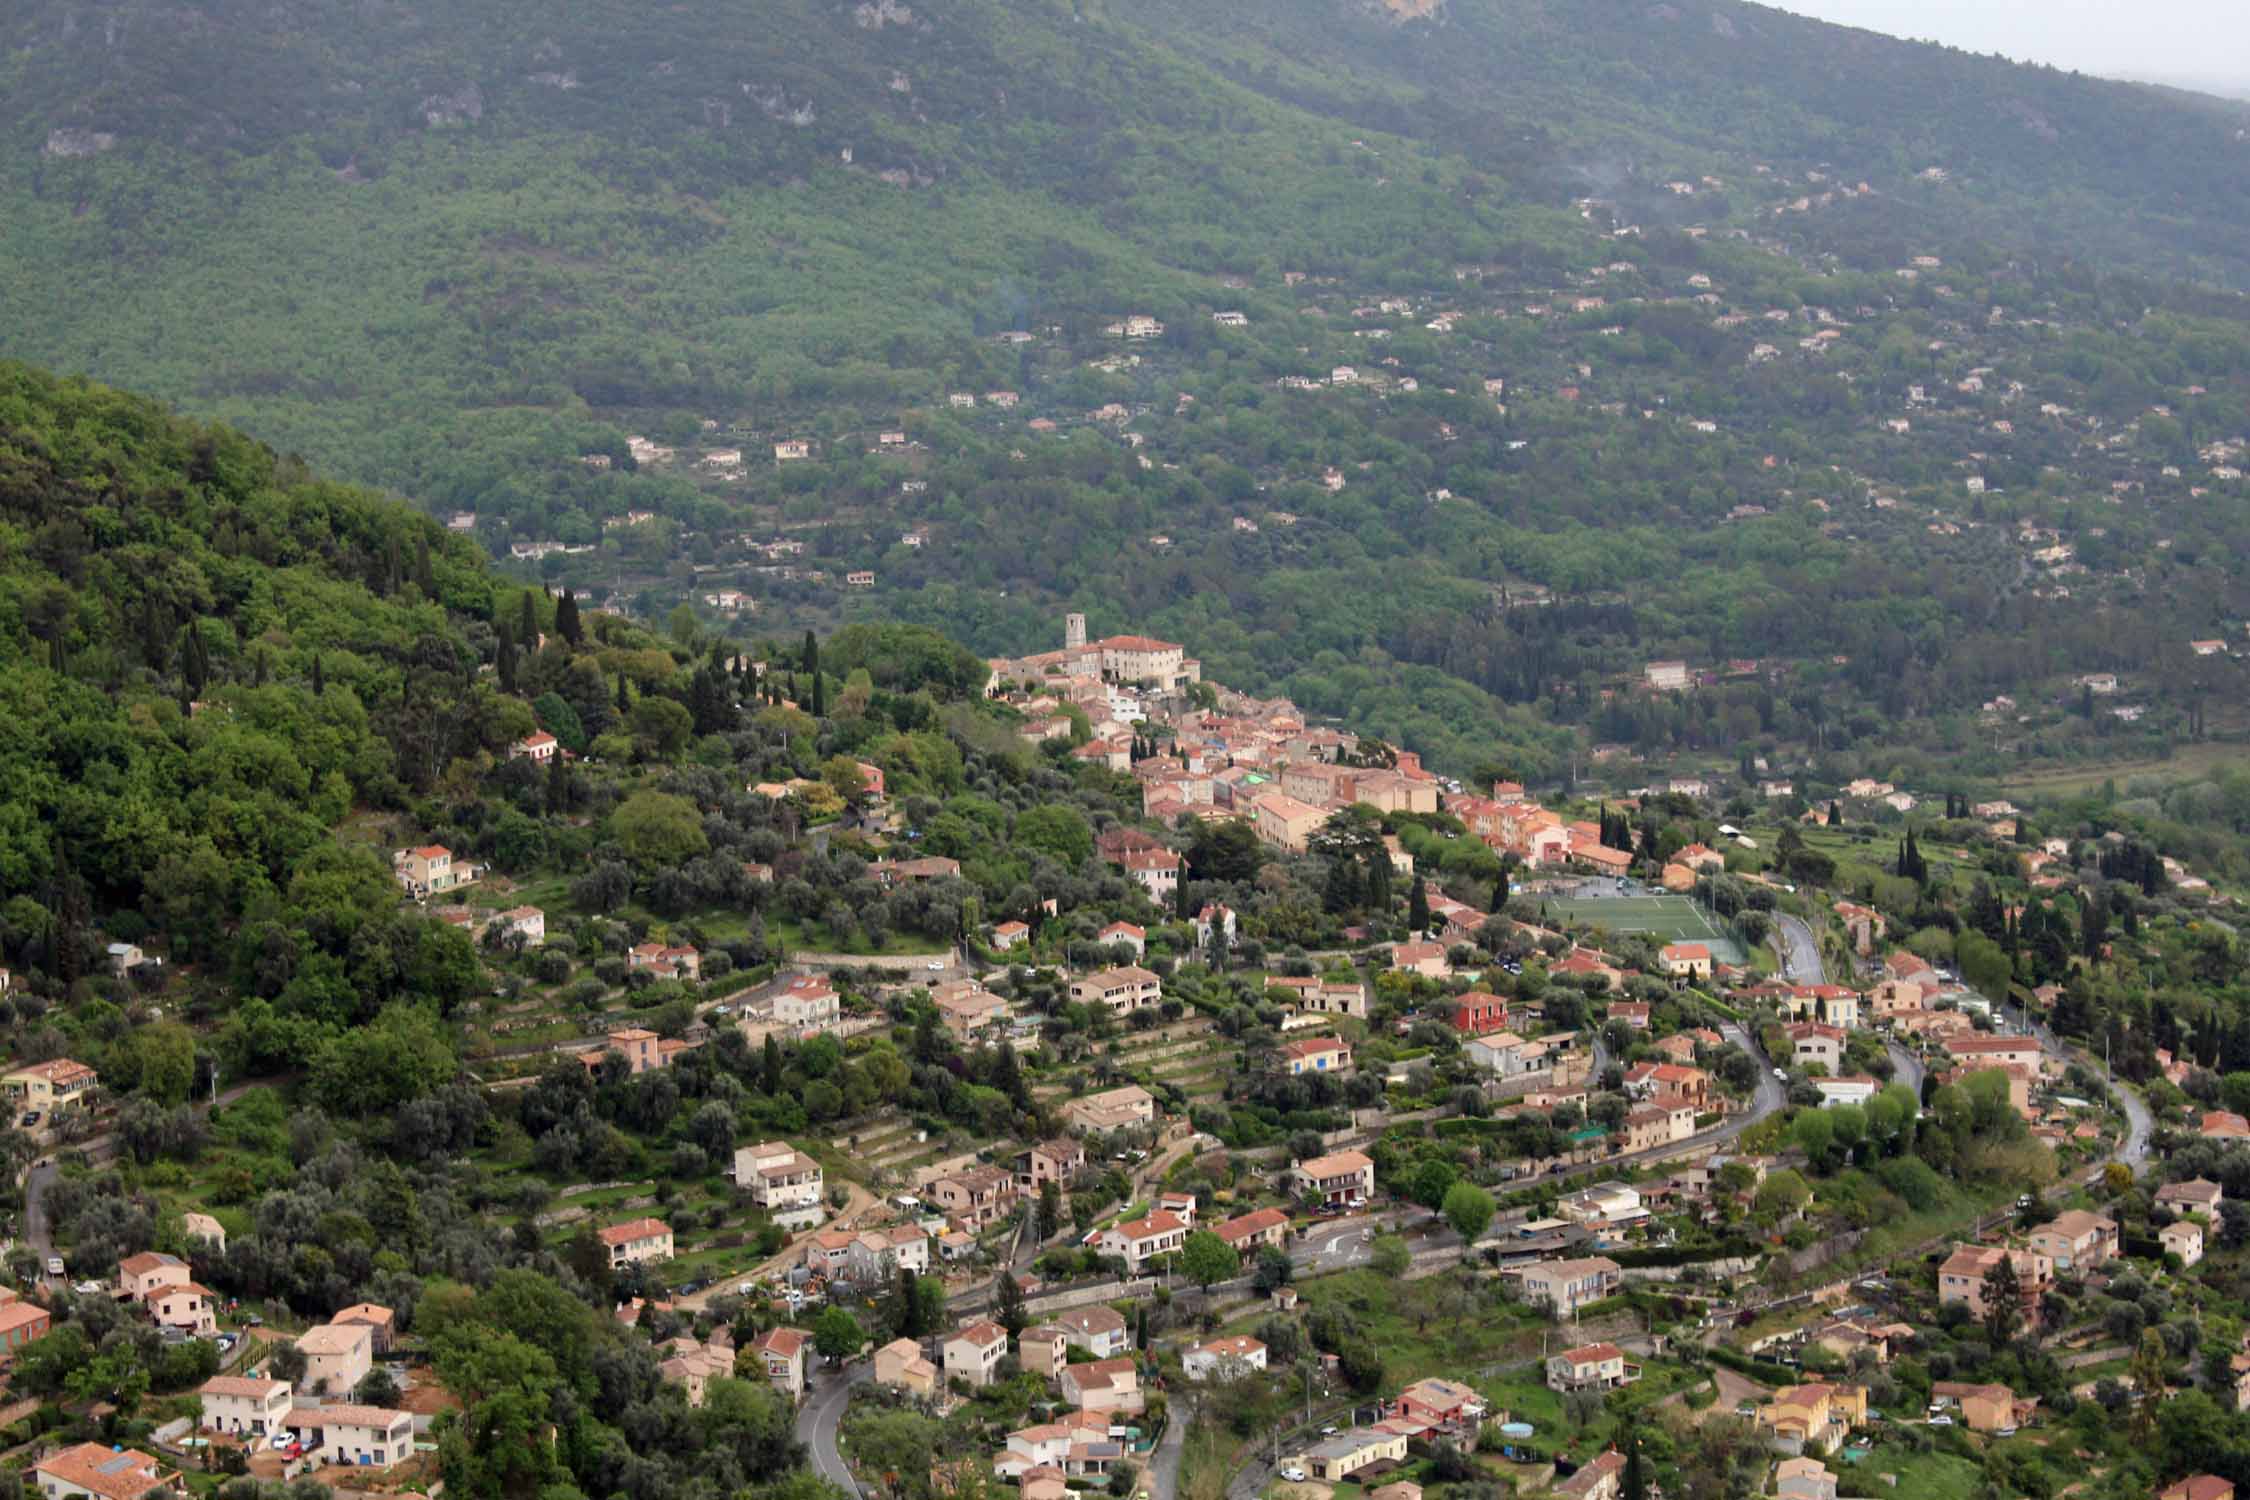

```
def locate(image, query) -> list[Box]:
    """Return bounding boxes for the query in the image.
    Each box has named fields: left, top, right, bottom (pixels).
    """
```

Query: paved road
left=1772, top=914, right=1825, bottom=985
left=1297, top=1217, right=1378, bottom=1273
left=2001, top=1000, right=2153, bottom=1172
left=796, top=1362, right=870, bottom=1498
left=1886, top=1041, right=1926, bottom=1097
left=1147, top=1400, right=1187, bottom=1500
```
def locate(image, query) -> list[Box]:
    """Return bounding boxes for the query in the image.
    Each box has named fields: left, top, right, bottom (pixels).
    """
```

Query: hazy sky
left=1770, top=1, right=2250, bottom=91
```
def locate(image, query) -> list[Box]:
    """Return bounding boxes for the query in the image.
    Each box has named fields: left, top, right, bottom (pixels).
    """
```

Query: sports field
left=1538, top=892, right=1746, bottom=964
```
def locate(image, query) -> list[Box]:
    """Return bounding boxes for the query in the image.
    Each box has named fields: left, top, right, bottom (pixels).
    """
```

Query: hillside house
left=1120, top=848, right=1183, bottom=900
left=1184, top=1334, right=1267, bottom=1380
left=753, top=1326, right=810, bottom=1400
left=281, top=1406, right=415, bottom=1469
left=2163, top=1220, right=2206, bottom=1267
left=736, top=1141, right=826, bottom=1229
left=1451, top=992, right=1510, bottom=1037
left=1546, top=1342, right=1638, bottom=1392
left=293, top=1322, right=374, bottom=1397
left=873, top=1337, right=938, bottom=1397
left=1293, top=1430, right=1409, bottom=1483
left=1015, top=1139, right=1086, bottom=1193
left=1058, top=1357, right=1142, bottom=1414
left=1787, top=1023, right=1846, bottom=1072
left=33, top=1445, right=178, bottom=1500
left=1758, top=1383, right=1868, bottom=1456
left=1516, top=1256, right=1622, bottom=1317
left=1052, top=1305, right=1132, bottom=1358
left=393, top=844, right=477, bottom=898
left=1282, top=1036, right=1353, bottom=1077
left=2157, top=1179, right=2224, bottom=1216
left=1930, top=1381, right=2033, bottom=1434
left=943, top=1320, right=1008, bottom=1388
left=771, top=975, right=843, bottom=1033
left=1938, top=1244, right=2051, bottom=1326
left=1097, top=921, right=1146, bottom=957
left=1391, top=941, right=1450, bottom=979
left=1067, top=966, right=1162, bottom=1017
left=597, top=1218, right=674, bottom=1269
left=928, top=1166, right=1018, bottom=1231
left=2027, top=1209, right=2118, bottom=1271
left=1064, top=1084, right=1156, bottom=1134
left=1098, top=1210, right=1188, bottom=1272
left=1212, top=1207, right=1290, bottom=1255
left=197, top=1376, right=292, bottom=1438
left=1291, top=1150, right=1375, bottom=1207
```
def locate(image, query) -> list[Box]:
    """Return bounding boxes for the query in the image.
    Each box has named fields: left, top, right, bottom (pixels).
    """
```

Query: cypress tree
left=415, top=532, right=434, bottom=595
left=518, top=589, right=538, bottom=645
left=1409, top=876, right=1430, bottom=929
left=811, top=670, right=827, bottom=718
left=312, top=654, right=326, bottom=697
left=802, top=629, right=819, bottom=676
left=555, top=589, right=582, bottom=647
left=616, top=673, right=630, bottom=714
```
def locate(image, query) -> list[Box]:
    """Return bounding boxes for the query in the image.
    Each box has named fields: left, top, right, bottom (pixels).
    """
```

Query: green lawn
left=1854, top=1444, right=1985, bottom=1500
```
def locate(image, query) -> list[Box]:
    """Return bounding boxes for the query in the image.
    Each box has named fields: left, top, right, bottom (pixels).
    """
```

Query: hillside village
left=12, top=584, right=2250, bottom=1500
left=9, top=3, right=2250, bottom=1498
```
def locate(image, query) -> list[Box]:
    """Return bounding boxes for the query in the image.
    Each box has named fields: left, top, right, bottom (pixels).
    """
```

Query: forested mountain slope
left=4, top=1, right=2250, bottom=782
left=0, top=361, right=513, bottom=993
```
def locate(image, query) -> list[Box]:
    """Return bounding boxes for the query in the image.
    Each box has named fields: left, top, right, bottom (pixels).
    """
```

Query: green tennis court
left=1539, top=892, right=1746, bottom=964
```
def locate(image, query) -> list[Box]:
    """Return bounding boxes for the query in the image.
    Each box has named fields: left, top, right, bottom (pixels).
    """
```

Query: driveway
left=796, top=1363, right=871, bottom=1498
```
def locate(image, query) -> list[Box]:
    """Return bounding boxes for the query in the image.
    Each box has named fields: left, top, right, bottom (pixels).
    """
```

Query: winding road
left=1771, top=914, right=1825, bottom=985
left=798, top=1363, right=870, bottom=1499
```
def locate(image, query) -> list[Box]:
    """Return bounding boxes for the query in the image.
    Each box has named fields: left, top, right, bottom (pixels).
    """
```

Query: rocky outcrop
left=419, top=83, right=485, bottom=127
left=43, top=127, right=116, bottom=157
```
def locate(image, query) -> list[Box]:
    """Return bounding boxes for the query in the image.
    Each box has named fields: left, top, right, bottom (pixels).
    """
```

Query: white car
left=1279, top=1468, right=1308, bottom=1483
left=926, top=960, right=944, bottom=971
left=1773, top=1067, right=1788, bottom=1081
left=1928, top=1415, right=1953, bottom=1427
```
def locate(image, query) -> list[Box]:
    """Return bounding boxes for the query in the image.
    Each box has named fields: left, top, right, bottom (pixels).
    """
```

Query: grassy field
left=1997, top=740, right=2248, bottom=798
left=1853, top=1443, right=1985, bottom=1500
left=1536, top=892, right=1745, bottom=963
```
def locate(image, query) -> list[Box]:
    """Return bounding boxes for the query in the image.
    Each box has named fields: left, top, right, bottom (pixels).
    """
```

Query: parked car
left=44, top=1257, right=63, bottom=1278
left=20, top=1112, right=37, bottom=1128
left=1279, top=1469, right=1307, bottom=1483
